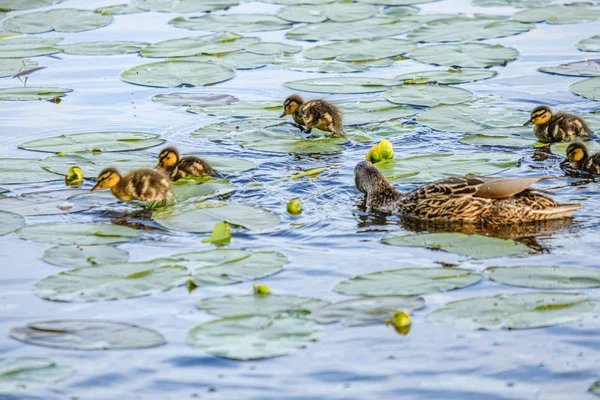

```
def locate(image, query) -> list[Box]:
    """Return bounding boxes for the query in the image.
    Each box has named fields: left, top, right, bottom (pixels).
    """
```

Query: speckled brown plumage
left=566, top=141, right=600, bottom=174
left=300, top=99, right=344, bottom=136
left=280, top=94, right=306, bottom=128
left=524, top=105, right=592, bottom=143
left=157, top=146, right=217, bottom=181
left=92, top=167, right=174, bottom=204
left=354, top=161, right=581, bottom=225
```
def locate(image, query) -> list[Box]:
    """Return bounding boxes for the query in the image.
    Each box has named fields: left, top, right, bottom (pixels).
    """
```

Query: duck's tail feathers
left=533, top=203, right=582, bottom=219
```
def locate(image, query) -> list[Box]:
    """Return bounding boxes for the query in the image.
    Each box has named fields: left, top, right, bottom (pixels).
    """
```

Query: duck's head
left=157, top=147, right=180, bottom=169
left=566, top=142, right=588, bottom=163
left=524, top=105, right=552, bottom=126
left=354, top=160, right=389, bottom=195
left=91, top=167, right=121, bottom=191
left=280, top=94, right=304, bottom=117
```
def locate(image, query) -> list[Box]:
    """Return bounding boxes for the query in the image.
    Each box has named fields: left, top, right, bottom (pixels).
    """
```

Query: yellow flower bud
left=287, top=199, right=302, bottom=215
left=378, top=139, right=394, bottom=160
left=253, top=281, right=271, bottom=295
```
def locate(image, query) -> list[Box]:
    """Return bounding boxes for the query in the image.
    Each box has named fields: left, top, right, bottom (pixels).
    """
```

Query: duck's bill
left=279, top=112, right=286, bottom=118
left=90, top=183, right=100, bottom=192
left=523, top=118, right=533, bottom=126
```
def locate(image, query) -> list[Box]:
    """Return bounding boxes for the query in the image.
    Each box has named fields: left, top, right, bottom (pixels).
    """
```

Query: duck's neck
left=367, top=181, right=402, bottom=212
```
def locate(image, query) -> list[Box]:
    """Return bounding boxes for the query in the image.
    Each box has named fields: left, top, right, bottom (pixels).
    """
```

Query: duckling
left=566, top=142, right=600, bottom=174
left=91, top=167, right=174, bottom=205
left=156, top=146, right=217, bottom=181
left=280, top=94, right=306, bottom=131
left=300, top=99, right=344, bottom=136
left=354, top=161, right=581, bottom=224
left=524, top=105, right=592, bottom=143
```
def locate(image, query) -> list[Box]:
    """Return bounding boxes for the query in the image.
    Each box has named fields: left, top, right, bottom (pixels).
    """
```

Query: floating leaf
left=0, top=86, right=72, bottom=101
left=570, top=77, right=600, bottom=100
left=0, top=357, right=73, bottom=391
left=285, top=77, right=399, bottom=94
left=202, top=156, right=256, bottom=173
left=171, top=14, right=291, bottom=33
left=189, top=101, right=281, bottom=117
left=0, top=59, right=38, bottom=78
left=0, top=189, right=106, bottom=216
left=590, top=379, right=600, bottom=396
left=0, top=36, right=61, bottom=57
left=202, top=221, right=231, bottom=244
left=514, top=3, right=600, bottom=25
left=21, top=131, right=163, bottom=153
left=357, top=0, right=438, bottom=4
left=335, top=268, right=482, bottom=296
left=578, top=35, right=600, bottom=52
left=261, top=0, right=333, bottom=4
left=15, top=223, right=139, bottom=245
left=278, top=2, right=378, bottom=23
left=95, top=3, right=146, bottom=14
left=41, top=153, right=154, bottom=177
left=303, top=38, right=414, bottom=62
left=153, top=92, right=238, bottom=107
left=121, top=60, right=235, bottom=88
left=0, top=158, right=60, bottom=184
left=382, top=233, right=531, bottom=259
left=181, top=52, right=275, bottom=70
left=395, top=69, right=497, bottom=84
left=0, top=0, right=63, bottom=10
left=384, top=84, right=472, bottom=107
left=43, top=245, right=129, bottom=269
left=10, top=320, right=165, bottom=350
left=349, top=120, right=418, bottom=139
left=428, top=292, right=600, bottom=330
left=60, top=41, right=148, bottom=55
left=485, top=266, right=600, bottom=289
left=0, top=210, right=24, bottom=236
left=198, top=294, right=327, bottom=317
left=246, top=42, right=301, bottom=55
left=460, top=134, right=536, bottom=148
left=474, top=0, right=553, bottom=7
left=188, top=315, right=321, bottom=360
left=141, top=33, right=259, bottom=58
left=286, top=17, right=419, bottom=41
left=171, top=178, right=234, bottom=202
left=274, top=56, right=371, bottom=73
left=133, top=0, right=238, bottom=13
left=3, top=8, right=113, bottom=34
left=312, top=295, right=425, bottom=327
left=408, top=43, right=518, bottom=68
left=539, top=60, right=600, bottom=77
left=339, top=100, right=418, bottom=125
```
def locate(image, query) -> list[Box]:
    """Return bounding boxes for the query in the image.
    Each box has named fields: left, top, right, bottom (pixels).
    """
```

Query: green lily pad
left=303, top=38, right=414, bottom=62
left=43, top=245, right=129, bottom=268
left=395, top=69, right=497, bottom=85
left=21, top=131, right=163, bottom=153
left=278, top=2, right=378, bottom=23
left=408, top=43, right=518, bottom=68
left=10, top=320, right=165, bottom=350
left=381, top=5, right=419, bottom=17
left=0, top=86, right=72, bottom=101
left=485, top=266, right=600, bottom=289
left=246, top=42, right=301, bottom=55
left=335, top=267, right=482, bottom=296
left=384, top=84, right=473, bottom=107
left=171, top=14, right=291, bottom=33
left=153, top=92, right=238, bottom=107
left=312, top=295, right=425, bottom=327
left=141, top=33, right=259, bottom=58
left=95, top=3, right=146, bottom=14
left=0, top=158, right=60, bottom=184
left=338, top=100, right=418, bottom=125
left=570, top=77, right=600, bottom=100
left=514, top=2, right=600, bottom=25
left=357, top=0, right=438, bottom=4
left=460, top=134, right=536, bottom=148
left=0, top=0, right=63, bottom=10
left=285, top=77, right=399, bottom=94
left=408, top=16, right=534, bottom=43
left=0, top=36, right=61, bottom=57
left=172, top=178, right=234, bottom=202
left=153, top=202, right=280, bottom=233
left=181, top=52, right=275, bottom=70
left=539, top=60, right=600, bottom=77
left=382, top=233, right=531, bottom=259
left=15, top=223, right=139, bottom=245
left=0, top=357, right=73, bottom=391
left=191, top=118, right=348, bottom=153
left=0, top=189, right=105, bottom=216
left=133, top=0, right=238, bottom=12
left=121, top=60, right=235, bottom=88
left=34, top=259, right=189, bottom=302
left=474, top=0, right=552, bottom=7
left=0, top=58, right=38, bottom=78
left=0, top=210, right=24, bottom=236
left=286, top=17, right=418, bottom=41
left=578, top=35, right=600, bottom=52
left=188, top=315, right=321, bottom=360
left=189, top=101, right=281, bottom=117
left=428, top=292, right=600, bottom=330
left=551, top=141, right=600, bottom=157
left=3, top=8, right=113, bottom=34
left=202, top=156, right=256, bottom=173
left=198, top=294, right=328, bottom=317
left=60, top=41, right=148, bottom=55
left=274, top=56, right=371, bottom=73
left=590, top=379, right=600, bottom=396
left=349, top=121, right=418, bottom=139
left=261, top=0, right=333, bottom=4
left=40, top=153, right=154, bottom=177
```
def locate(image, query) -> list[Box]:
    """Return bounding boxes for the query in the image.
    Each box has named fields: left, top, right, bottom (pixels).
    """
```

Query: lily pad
left=395, top=69, right=497, bottom=84
left=0, top=189, right=105, bottom=216
left=0, top=59, right=38, bottom=78
left=246, top=42, right=302, bottom=55
left=274, top=56, right=371, bottom=73
left=34, top=260, right=189, bottom=302
left=141, top=33, right=259, bottom=58
left=21, top=131, right=163, bottom=153
left=539, top=60, right=600, bottom=77
left=0, top=36, right=61, bottom=58
left=408, top=16, right=534, bottom=43
left=0, top=0, right=63, bottom=10
left=374, top=151, right=521, bottom=183
left=570, top=77, right=600, bottom=100
left=153, top=92, right=238, bottom=107
left=10, top=320, right=165, bottom=350
left=349, top=121, right=418, bottom=139
left=0, top=210, right=24, bottom=236
left=335, top=268, right=482, bottom=296
left=408, top=43, right=518, bottom=68
left=0, top=87, right=72, bottom=101
left=590, top=379, right=600, bottom=396
left=188, top=315, right=321, bottom=360
left=357, top=0, right=438, bottom=4
left=15, top=223, right=139, bottom=245
left=0, top=357, right=73, bottom=391
left=3, top=8, right=113, bottom=34
left=0, top=158, right=60, bottom=184
left=578, top=35, right=600, bottom=52
left=427, top=292, right=600, bottom=330
left=382, top=233, right=531, bottom=259
left=95, top=3, right=146, bottom=14
left=460, top=134, right=536, bottom=148
left=60, top=41, right=148, bottom=55
left=514, top=3, right=600, bottom=25
left=202, top=156, right=257, bottom=173
left=485, top=266, right=600, bottom=289
left=384, top=84, right=473, bottom=107
left=121, top=60, right=235, bottom=88
left=286, top=17, right=418, bottom=41
left=40, top=153, right=155, bottom=177
left=381, top=5, right=419, bottom=17
left=171, top=178, right=234, bottom=202
left=303, top=38, right=414, bottom=62
left=278, top=3, right=378, bottom=23
left=181, top=52, right=275, bottom=70
left=285, top=77, right=399, bottom=94
left=189, top=101, right=281, bottom=117
left=171, top=14, right=291, bottom=33
left=338, top=100, right=419, bottom=125
left=198, top=294, right=328, bottom=317
left=474, top=0, right=552, bottom=7
left=43, top=245, right=129, bottom=268
left=312, top=295, right=425, bottom=327
left=133, top=0, right=238, bottom=12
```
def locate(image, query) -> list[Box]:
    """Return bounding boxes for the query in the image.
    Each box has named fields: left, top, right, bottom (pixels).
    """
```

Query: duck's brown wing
left=473, top=176, right=558, bottom=199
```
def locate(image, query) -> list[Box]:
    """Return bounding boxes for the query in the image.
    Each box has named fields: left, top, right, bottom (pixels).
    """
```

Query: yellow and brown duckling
left=280, top=94, right=344, bottom=136
left=354, top=161, right=581, bottom=224
left=91, top=167, right=174, bottom=205
left=156, top=146, right=217, bottom=181
left=566, top=142, right=600, bottom=174
left=524, top=105, right=592, bottom=143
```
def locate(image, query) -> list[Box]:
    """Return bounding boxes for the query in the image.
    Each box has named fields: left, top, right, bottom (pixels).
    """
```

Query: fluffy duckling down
left=156, top=146, right=217, bottom=181
left=92, top=167, right=174, bottom=205
left=280, top=94, right=344, bottom=136
left=524, top=105, right=592, bottom=143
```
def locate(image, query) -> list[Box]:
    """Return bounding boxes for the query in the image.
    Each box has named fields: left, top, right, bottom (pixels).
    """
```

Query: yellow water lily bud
left=287, top=199, right=302, bottom=215
left=253, top=281, right=271, bottom=295
left=366, top=144, right=381, bottom=163
left=386, top=311, right=411, bottom=329
left=65, top=166, right=83, bottom=187
left=57, top=152, right=67, bottom=156
left=378, top=139, right=394, bottom=160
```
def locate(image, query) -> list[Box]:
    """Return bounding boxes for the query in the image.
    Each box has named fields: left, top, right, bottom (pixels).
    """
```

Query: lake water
left=1, top=0, right=600, bottom=399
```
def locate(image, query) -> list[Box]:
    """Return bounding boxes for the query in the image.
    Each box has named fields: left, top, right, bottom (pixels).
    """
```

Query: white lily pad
left=428, top=292, right=600, bottom=330
left=198, top=294, right=327, bottom=317
left=312, top=295, right=425, bottom=326
left=60, top=41, right=148, bottom=55
left=384, top=84, right=473, bottom=107
left=570, top=77, right=600, bottom=100
left=0, top=357, right=74, bottom=391
left=188, top=315, right=321, bottom=360
left=278, top=2, right=378, bottom=23
left=539, top=60, right=600, bottom=77
left=40, top=153, right=155, bottom=177
left=578, top=35, right=600, bottom=52
left=121, top=60, right=235, bottom=88
left=408, top=43, right=518, bottom=68
left=274, top=56, right=371, bottom=73
left=15, top=223, right=139, bottom=245
left=21, top=131, right=163, bottom=153
left=286, top=17, right=418, bottom=41
left=395, top=69, right=497, bottom=84
left=303, top=38, right=414, bottom=62
left=0, top=210, right=24, bottom=236
left=0, top=189, right=105, bottom=216
left=339, top=100, right=418, bottom=125
left=485, top=266, right=600, bottom=289
left=382, top=233, right=531, bottom=259
left=189, top=101, right=281, bottom=117
left=43, top=245, right=129, bottom=268
left=141, top=33, right=259, bottom=58
left=0, top=36, right=61, bottom=57
left=335, top=267, right=482, bottom=296
left=285, top=77, right=399, bottom=94
left=95, top=3, right=146, bottom=14
left=171, top=14, right=291, bottom=33
left=133, top=0, right=238, bottom=12
left=0, top=158, right=60, bottom=184
left=153, top=92, right=238, bottom=107
left=0, top=59, right=38, bottom=78
left=3, top=8, right=113, bottom=34
left=10, top=320, right=165, bottom=350
left=0, top=0, right=63, bottom=10
left=0, top=86, right=72, bottom=101
left=514, top=3, right=600, bottom=25
left=246, top=42, right=301, bottom=55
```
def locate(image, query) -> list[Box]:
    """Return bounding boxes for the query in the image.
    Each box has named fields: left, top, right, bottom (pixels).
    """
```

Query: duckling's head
left=566, top=142, right=589, bottom=163
left=91, top=167, right=121, bottom=191
left=354, top=160, right=389, bottom=195
left=280, top=94, right=304, bottom=118
left=524, top=105, right=552, bottom=126
left=157, top=147, right=180, bottom=168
